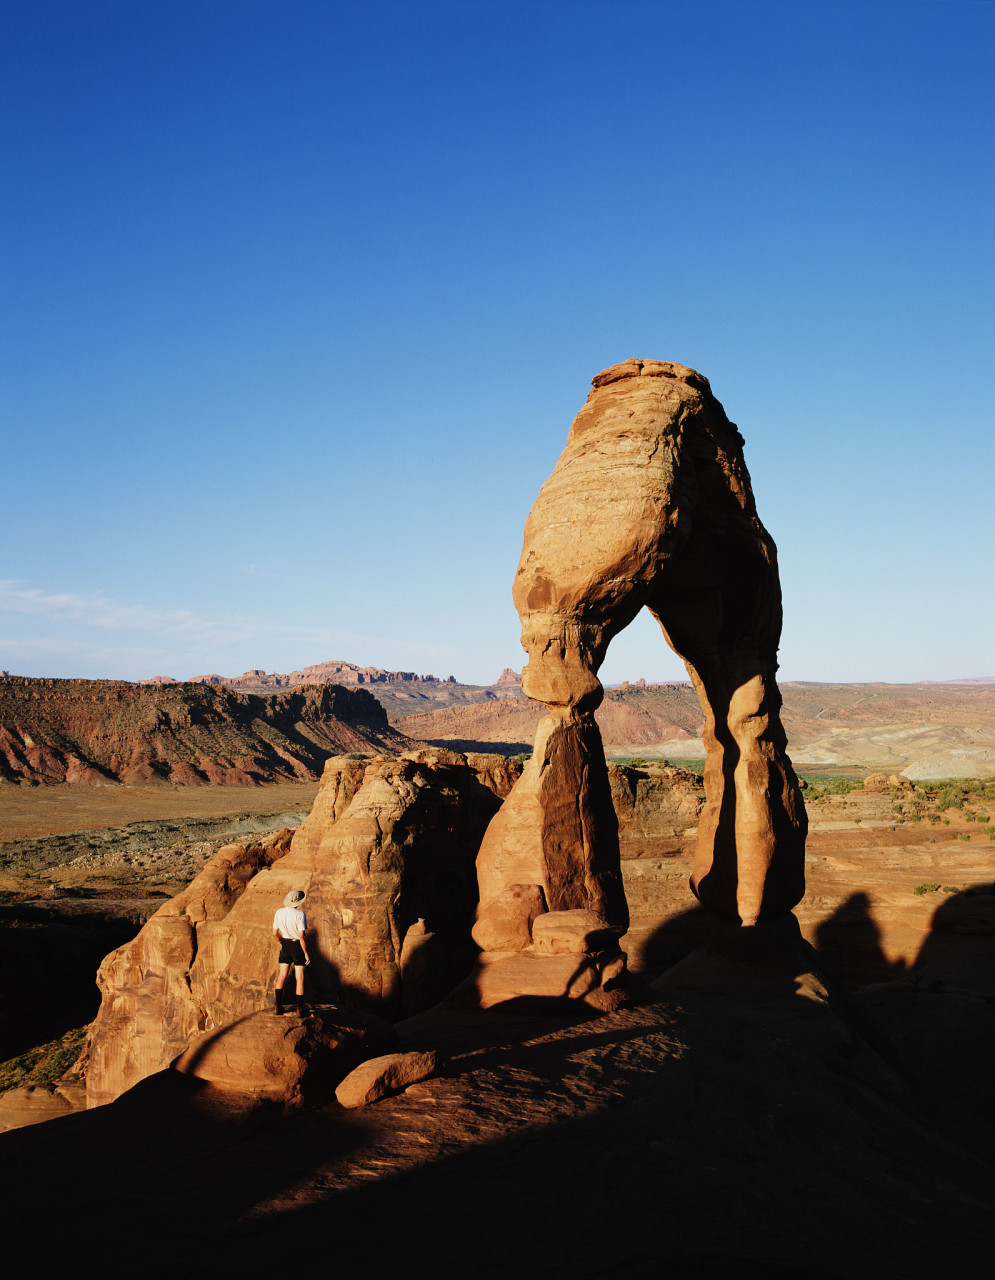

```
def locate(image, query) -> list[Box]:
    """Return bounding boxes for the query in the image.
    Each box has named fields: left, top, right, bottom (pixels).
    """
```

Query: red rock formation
left=81, top=829, right=295, bottom=1108
left=205, top=749, right=518, bottom=1020
left=473, top=360, right=806, bottom=1002
left=82, top=751, right=519, bottom=1106
left=0, top=676, right=413, bottom=786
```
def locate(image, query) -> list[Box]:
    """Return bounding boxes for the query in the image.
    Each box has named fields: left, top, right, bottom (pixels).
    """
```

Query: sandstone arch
left=472, top=359, right=806, bottom=1000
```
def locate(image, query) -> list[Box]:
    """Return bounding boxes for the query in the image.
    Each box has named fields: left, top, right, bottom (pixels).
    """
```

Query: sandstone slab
left=0, top=1082, right=85, bottom=1133
left=531, top=908, right=622, bottom=955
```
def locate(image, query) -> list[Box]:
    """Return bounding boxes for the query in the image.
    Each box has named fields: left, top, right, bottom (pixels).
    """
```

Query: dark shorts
left=278, top=937, right=306, bottom=966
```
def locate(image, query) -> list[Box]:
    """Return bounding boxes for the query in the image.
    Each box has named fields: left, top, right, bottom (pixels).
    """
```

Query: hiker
left=272, top=888, right=310, bottom=1016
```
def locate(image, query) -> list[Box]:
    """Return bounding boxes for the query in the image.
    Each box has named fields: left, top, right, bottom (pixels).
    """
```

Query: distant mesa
left=145, top=661, right=460, bottom=692
left=494, top=668, right=522, bottom=687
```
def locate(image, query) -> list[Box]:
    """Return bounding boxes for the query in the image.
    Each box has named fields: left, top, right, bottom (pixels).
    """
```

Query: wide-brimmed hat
left=284, top=889, right=306, bottom=907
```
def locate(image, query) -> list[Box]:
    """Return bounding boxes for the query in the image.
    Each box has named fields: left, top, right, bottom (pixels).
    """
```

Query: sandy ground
left=0, top=782, right=319, bottom=842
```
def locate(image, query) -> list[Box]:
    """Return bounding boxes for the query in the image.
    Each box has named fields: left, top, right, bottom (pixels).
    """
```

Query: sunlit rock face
left=82, top=751, right=519, bottom=1107
left=473, top=360, right=806, bottom=1002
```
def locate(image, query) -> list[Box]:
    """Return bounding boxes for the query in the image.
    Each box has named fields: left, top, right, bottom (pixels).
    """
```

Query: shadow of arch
left=852, top=882, right=995, bottom=1130
left=910, top=880, right=995, bottom=994
left=813, top=891, right=907, bottom=989
left=630, top=903, right=710, bottom=980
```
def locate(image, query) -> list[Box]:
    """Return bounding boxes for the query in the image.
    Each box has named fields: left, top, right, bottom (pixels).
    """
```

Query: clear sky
left=3, top=0, right=992, bottom=687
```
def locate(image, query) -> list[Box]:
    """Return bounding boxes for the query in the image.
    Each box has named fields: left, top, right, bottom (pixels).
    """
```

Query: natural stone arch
left=471, top=360, right=807, bottom=1004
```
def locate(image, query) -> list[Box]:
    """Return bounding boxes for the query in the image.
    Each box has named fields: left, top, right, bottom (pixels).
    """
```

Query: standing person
left=272, top=889, right=310, bottom=1016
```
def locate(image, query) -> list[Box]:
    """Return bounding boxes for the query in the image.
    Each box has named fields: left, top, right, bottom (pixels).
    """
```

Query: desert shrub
left=976, top=812, right=989, bottom=823
left=913, top=883, right=941, bottom=896
left=853, top=818, right=862, bottom=824
left=514, top=752, right=529, bottom=764
left=927, top=812, right=941, bottom=823
left=0, top=1026, right=88, bottom=1091
left=985, top=826, right=995, bottom=839
left=956, top=831, right=971, bottom=842
left=941, top=886, right=959, bottom=894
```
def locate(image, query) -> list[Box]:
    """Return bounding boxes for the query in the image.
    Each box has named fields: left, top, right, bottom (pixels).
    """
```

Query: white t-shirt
left=273, top=906, right=307, bottom=940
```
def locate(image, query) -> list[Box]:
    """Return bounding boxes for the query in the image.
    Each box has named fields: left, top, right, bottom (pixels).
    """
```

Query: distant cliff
left=0, top=676, right=416, bottom=786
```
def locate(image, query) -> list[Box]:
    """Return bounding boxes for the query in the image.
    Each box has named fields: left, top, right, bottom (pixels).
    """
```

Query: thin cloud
left=0, top=581, right=223, bottom=637
left=0, top=581, right=458, bottom=678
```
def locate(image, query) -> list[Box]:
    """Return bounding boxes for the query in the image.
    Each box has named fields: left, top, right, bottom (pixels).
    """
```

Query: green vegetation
left=801, top=776, right=863, bottom=802
left=0, top=1025, right=88, bottom=1092
left=986, top=826, right=995, bottom=840
left=957, top=831, right=972, bottom=842
left=514, top=752, right=529, bottom=764
left=664, top=758, right=705, bottom=775
left=913, top=883, right=941, bottom=896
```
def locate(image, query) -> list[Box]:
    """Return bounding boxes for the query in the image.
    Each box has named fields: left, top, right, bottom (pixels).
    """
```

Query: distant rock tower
left=471, top=360, right=807, bottom=1005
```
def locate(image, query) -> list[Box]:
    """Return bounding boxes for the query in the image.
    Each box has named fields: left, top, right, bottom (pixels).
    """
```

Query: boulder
left=863, top=772, right=915, bottom=793
left=334, top=1049, right=442, bottom=1108
left=175, top=1006, right=399, bottom=1107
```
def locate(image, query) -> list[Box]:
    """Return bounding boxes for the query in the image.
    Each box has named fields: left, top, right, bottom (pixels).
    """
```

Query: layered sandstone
left=472, top=360, right=806, bottom=1001
left=0, top=676, right=411, bottom=786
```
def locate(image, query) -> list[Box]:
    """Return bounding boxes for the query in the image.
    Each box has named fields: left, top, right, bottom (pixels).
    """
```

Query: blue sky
left=2, top=0, right=992, bottom=686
